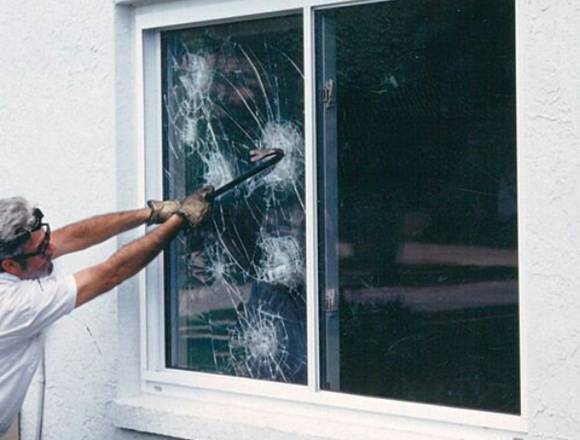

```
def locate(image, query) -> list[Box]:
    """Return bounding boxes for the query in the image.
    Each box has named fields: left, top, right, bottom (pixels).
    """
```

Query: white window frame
left=132, top=0, right=528, bottom=437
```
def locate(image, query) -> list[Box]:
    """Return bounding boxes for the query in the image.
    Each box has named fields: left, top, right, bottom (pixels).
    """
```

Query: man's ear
left=1, top=258, right=23, bottom=276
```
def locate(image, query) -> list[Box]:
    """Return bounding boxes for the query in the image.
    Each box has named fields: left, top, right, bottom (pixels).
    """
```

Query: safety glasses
left=14, top=223, right=51, bottom=260
left=1, top=208, right=51, bottom=259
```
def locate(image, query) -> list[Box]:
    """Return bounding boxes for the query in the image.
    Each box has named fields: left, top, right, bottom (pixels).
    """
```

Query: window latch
left=323, top=79, right=335, bottom=108
left=324, top=287, right=338, bottom=312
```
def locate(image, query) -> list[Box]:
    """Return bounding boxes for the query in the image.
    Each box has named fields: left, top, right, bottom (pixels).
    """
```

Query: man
left=0, top=188, right=212, bottom=434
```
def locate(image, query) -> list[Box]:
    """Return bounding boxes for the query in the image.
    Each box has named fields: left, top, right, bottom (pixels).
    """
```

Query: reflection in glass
left=317, top=0, right=519, bottom=413
left=162, top=15, right=306, bottom=384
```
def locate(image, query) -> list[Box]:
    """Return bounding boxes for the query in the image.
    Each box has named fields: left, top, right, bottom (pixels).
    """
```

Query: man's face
left=15, top=227, right=55, bottom=279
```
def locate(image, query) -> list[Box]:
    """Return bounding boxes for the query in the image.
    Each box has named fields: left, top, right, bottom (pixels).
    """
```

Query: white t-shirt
left=0, top=272, right=77, bottom=435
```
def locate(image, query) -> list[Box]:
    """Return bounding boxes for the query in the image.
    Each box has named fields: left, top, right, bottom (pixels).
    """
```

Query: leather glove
left=177, top=186, right=214, bottom=227
left=147, top=199, right=181, bottom=225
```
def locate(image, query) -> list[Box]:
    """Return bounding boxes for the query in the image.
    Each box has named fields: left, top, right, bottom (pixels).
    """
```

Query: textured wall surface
left=0, top=1, right=119, bottom=439
left=0, top=0, right=579, bottom=439
left=522, top=1, right=580, bottom=439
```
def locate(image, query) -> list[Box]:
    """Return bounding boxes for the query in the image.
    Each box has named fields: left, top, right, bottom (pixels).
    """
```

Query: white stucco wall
left=0, top=0, right=579, bottom=439
left=521, top=1, right=580, bottom=439
left=0, top=1, right=119, bottom=439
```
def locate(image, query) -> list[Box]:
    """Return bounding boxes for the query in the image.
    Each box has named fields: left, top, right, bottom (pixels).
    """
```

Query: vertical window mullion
left=304, top=5, right=320, bottom=392
left=315, top=11, right=341, bottom=391
left=143, top=29, right=165, bottom=373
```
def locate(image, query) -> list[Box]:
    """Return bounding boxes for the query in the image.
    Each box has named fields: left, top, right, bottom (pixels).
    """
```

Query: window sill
left=112, top=393, right=523, bottom=440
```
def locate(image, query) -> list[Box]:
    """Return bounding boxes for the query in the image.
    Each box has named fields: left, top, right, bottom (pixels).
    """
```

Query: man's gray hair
left=0, top=197, right=35, bottom=260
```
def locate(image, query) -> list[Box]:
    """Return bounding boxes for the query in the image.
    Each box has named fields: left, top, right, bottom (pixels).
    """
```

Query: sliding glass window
left=316, top=0, right=518, bottom=414
left=161, top=15, right=307, bottom=384
left=156, top=0, right=518, bottom=415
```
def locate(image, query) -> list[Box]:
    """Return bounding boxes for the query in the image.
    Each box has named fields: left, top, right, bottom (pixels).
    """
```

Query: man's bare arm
left=51, top=208, right=152, bottom=259
left=73, top=214, right=183, bottom=307
left=72, top=186, right=213, bottom=308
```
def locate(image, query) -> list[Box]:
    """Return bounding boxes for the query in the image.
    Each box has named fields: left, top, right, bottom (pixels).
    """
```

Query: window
left=161, top=15, right=307, bottom=384
left=316, top=0, right=518, bottom=414
left=144, top=0, right=519, bottom=427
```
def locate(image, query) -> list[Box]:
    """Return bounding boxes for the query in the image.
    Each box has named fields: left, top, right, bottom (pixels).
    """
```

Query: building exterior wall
left=522, top=1, right=580, bottom=438
left=0, top=0, right=578, bottom=439
left=0, top=1, right=119, bottom=439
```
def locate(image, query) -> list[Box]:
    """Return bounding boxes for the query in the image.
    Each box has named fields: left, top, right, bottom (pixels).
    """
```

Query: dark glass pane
left=317, top=0, right=519, bottom=413
left=162, top=15, right=306, bottom=384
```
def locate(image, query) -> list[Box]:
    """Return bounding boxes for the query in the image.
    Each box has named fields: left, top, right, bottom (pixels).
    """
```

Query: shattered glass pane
left=317, top=0, right=519, bottom=413
left=161, top=15, right=306, bottom=384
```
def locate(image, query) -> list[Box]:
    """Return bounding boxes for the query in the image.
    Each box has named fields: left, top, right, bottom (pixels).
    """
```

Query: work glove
left=147, top=199, right=181, bottom=225
left=177, top=186, right=214, bottom=227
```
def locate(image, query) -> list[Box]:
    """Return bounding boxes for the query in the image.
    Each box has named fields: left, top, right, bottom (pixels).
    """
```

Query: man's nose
left=47, top=242, right=56, bottom=257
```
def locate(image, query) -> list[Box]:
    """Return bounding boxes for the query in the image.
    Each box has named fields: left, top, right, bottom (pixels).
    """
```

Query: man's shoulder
left=0, top=273, right=77, bottom=340
left=0, top=273, right=40, bottom=292
left=0, top=272, right=20, bottom=284
left=0, top=273, right=76, bottom=305
left=0, top=272, right=70, bottom=286
left=0, top=273, right=67, bottom=300
left=0, top=273, right=27, bottom=299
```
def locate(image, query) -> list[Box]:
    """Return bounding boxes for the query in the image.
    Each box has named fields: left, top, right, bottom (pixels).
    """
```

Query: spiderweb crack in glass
left=254, top=235, right=304, bottom=289
left=228, top=302, right=292, bottom=381
left=201, top=150, right=236, bottom=189
left=254, top=122, right=304, bottom=189
left=162, top=17, right=306, bottom=384
left=178, top=54, right=213, bottom=99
